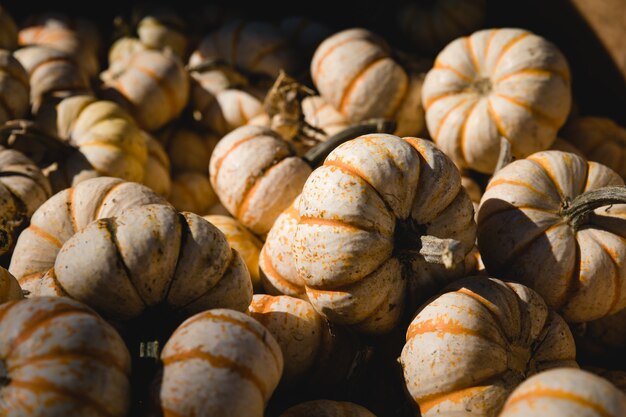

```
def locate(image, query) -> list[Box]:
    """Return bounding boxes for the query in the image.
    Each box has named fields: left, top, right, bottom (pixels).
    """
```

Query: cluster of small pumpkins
left=0, top=1, right=625, bottom=416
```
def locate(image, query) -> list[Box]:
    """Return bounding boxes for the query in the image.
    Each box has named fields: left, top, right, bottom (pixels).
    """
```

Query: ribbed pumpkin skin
left=52, top=204, right=252, bottom=321
left=499, top=368, right=626, bottom=417
left=209, top=125, right=312, bottom=236
left=401, top=276, right=577, bottom=417
left=205, top=215, right=263, bottom=289
left=311, top=29, right=424, bottom=136
left=0, top=50, right=29, bottom=125
left=0, top=6, right=17, bottom=50
left=169, top=172, right=218, bottom=214
left=101, top=49, right=189, bottom=131
left=141, top=131, right=171, bottom=197
left=477, top=150, right=626, bottom=323
left=189, top=19, right=298, bottom=78
left=562, top=117, right=626, bottom=179
left=302, top=96, right=349, bottom=138
left=134, top=8, right=187, bottom=59
left=158, top=309, right=283, bottom=417
left=0, top=296, right=131, bottom=417
left=0, top=146, right=52, bottom=255
left=260, top=196, right=306, bottom=299
left=398, top=0, right=486, bottom=52
left=9, top=177, right=167, bottom=295
left=280, top=400, right=377, bottom=417
left=108, top=37, right=149, bottom=66
left=294, top=135, right=476, bottom=334
left=158, top=126, right=218, bottom=174
left=193, top=88, right=265, bottom=136
left=0, top=267, right=22, bottom=302
left=422, top=28, right=571, bottom=174
left=13, top=45, right=90, bottom=113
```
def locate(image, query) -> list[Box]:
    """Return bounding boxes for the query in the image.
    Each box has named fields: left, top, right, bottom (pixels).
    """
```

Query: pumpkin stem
left=495, top=136, right=513, bottom=172
left=139, top=340, right=161, bottom=361
left=418, top=235, right=464, bottom=268
left=303, top=119, right=397, bottom=168
left=561, top=185, right=626, bottom=230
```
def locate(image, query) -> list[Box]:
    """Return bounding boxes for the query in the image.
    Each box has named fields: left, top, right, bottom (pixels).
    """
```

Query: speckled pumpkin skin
left=499, top=368, right=626, bottom=417
left=279, top=400, right=377, bottom=417
left=158, top=308, right=283, bottom=417
left=400, top=276, right=577, bottom=417
left=0, top=296, right=131, bottom=417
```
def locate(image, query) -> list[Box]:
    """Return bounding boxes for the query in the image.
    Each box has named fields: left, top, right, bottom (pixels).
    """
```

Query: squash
left=0, top=6, right=17, bottom=50
left=0, top=296, right=131, bottom=417
left=101, top=49, right=189, bottom=131
left=9, top=177, right=167, bottom=294
left=400, top=276, right=577, bottom=416
left=141, top=131, right=171, bottom=197
left=260, top=196, right=306, bottom=299
left=550, top=137, right=584, bottom=157
left=209, top=125, right=311, bottom=236
left=18, top=13, right=100, bottom=77
left=193, top=87, right=265, bottom=135
left=499, top=368, right=626, bottom=417
left=169, top=171, right=218, bottom=214
left=398, top=0, right=486, bottom=53
left=157, top=125, right=218, bottom=174
left=157, top=308, right=283, bottom=417
left=205, top=214, right=263, bottom=290
left=13, top=45, right=90, bottom=114
left=0, top=267, right=22, bottom=302
left=585, top=368, right=626, bottom=394
left=131, top=5, right=188, bottom=58
left=461, top=172, right=482, bottom=216
left=422, top=28, right=572, bottom=173
left=108, top=36, right=150, bottom=66
left=477, top=150, right=626, bottom=322
left=562, top=117, right=626, bottom=179
left=280, top=400, right=376, bottom=417
left=0, top=146, right=51, bottom=255
left=294, top=134, right=476, bottom=334
left=189, top=19, right=298, bottom=79
left=302, top=95, right=349, bottom=139
left=0, top=50, right=29, bottom=125
left=311, top=28, right=426, bottom=136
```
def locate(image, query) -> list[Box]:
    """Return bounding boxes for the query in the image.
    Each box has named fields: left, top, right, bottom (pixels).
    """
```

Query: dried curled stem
left=418, top=235, right=464, bottom=268
left=561, top=185, right=626, bottom=230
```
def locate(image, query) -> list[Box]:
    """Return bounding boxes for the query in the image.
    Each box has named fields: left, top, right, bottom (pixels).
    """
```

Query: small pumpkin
left=209, top=125, right=312, bottom=236
left=101, top=49, right=189, bottom=131
left=477, top=150, right=626, bottom=322
left=499, top=368, right=626, bottom=417
left=280, top=400, right=377, bottom=417
left=562, top=117, right=626, bottom=179
left=9, top=177, right=167, bottom=294
left=422, top=28, right=572, bottom=173
left=0, top=266, right=22, bottom=302
left=193, top=87, right=265, bottom=135
left=141, top=130, right=171, bottom=197
left=131, top=5, right=188, bottom=58
left=205, top=214, right=263, bottom=289
left=400, top=276, right=577, bottom=416
left=0, top=49, right=29, bottom=125
left=13, top=45, right=90, bottom=113
left=108, top=36, right=150, bottom=66
left=302, top=95, right=350, bottom=139
left=158, top=125, right=218, bottom=174
left=0, top=6, right=17, bottom=50
left=157, top=308, right=283, bottom=417
left=169, top=171, right=218, bottom=214
left=398, top=0, right=486, bottom=53
left=294, top=134, right=476, bottom=334
left=0, top=296, right=131, bottom=417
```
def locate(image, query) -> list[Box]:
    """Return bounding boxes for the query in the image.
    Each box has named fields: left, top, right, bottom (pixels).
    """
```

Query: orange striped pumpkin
left=101, top=49, right=189, bottom=131
left=0, top=296, right=131, bottom=416
left=311, top=28, right=425, bottom=136
left=422, top=28, right=572, bottom=173
left=302, top=95, right=350, bottom=139
left=193, top=88, right=265, bottom=136
left=169, top=171, right=218, bottom=214
left=477, top=150, right=626, bottom=322
left=398, top=0, right=486, bottom=52
left=141, top=131, right=171, bottom=197
left=0, top=50, right=29, bottom=125
left=280, top=400, right=377, bottom=417
left=131, top=5, right=188, bottom=58
left=108, top=36, right=150, bottom=66
left=209, top=125, right=311, bottom=236
left=562, top=117, right=626, bottom=179
left=157, top=308, right=283, bottom=417
left=0, top=6, right=17, bottom=50
left=158, top=125, right=218, bottom=174
left=294, top=134, right=476, bottom=334
left=0, top=267, right=22, bottom=302
left=499, top=368, right=626, bottom=417
left=400, top=276, right=577, bottom=416
left=9, top=177, right=167, bottom=295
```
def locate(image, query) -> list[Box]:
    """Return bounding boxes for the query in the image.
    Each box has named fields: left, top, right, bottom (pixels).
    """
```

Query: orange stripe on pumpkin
left=312, top=36, right=367, bottom=86
left=260, top=247, right=303, bottom=295
left=492, top=32, right=531, bottom=75
left=503, top=388, right=616, bottom=417
left=406, top=317, right=502, bottom=346
left=433, top=60, right=473, bottom=83
left=495, top=67, right=570, bottom=84
left=494, top=93, right=562, bottom=129
left=418, top=385, right=492, bottom=414
left=338, top=56, right=388, bottom=115
left=433, top=98, right=470, bottom=140
left=27, top=225, right=63, bottom=248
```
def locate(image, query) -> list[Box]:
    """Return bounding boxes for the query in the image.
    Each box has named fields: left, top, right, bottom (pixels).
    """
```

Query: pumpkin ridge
left=459, top=99, right=481, bottom=166
left=525, top=157, right=568, bottom=202
left=434, top=97, right=470, bottom=140
left=298, top=216, right=375, bottom=234
left=337, top=56, right=390, bottom=115
left=491, top=32, right=531, bottom=76
left=583, top=231, right=623, bottom=316
left=8, top=350, right=128, bottom=375
left=0, top=168, right=52, bottom=205
left=485, top=178, right=558, bottom=205
left=424, top=90, right=460, bottom=111
left=16, top=271, right=45, bottom=287
left=493, top=93, right=562, bottom=129
left=495, top=67, right=570, bottom=84
left=502, top=387, right=616, bottom=417
left=417, top=384, right=491, bottom=414
left=486, top=96, right=512, bottom=154
left=0, top=300, right=20, bottom=327
left=8, top=377, right=115, bottom=417
left=483, top=29, right=500, bottom=67
left=212, top=132, right=263, bottom=184
left=312, top=36, right=369, bottom=85
left=386, top=72, right=410, bottom=119
left=28, top=55, right=82, bottom=81
left=236, top=158, right=289, bottom=220
left=406, top=317, right=504, bottom=346
left=433, top=61, right=473, bottom=83
left=94, top=180, right=125, bottom=219
left=465, top=36, right=481, bottom=75
left=131, top=63, right=176, bottom=121
left=455, top=287, right=513, bottom=341
left=260, top=246, right=302, bottom=293
left=162, top=213, right=189, bottom=305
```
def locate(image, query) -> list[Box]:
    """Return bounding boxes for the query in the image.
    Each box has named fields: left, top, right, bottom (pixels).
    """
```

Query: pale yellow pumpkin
left=169, top=172, right=218, bottom=214
left=401, top=276, right=577, bottom=416
left=108, top=37, right=150, bottom=66
left=499, top=368, right=626, bottom=417
left=422, top=28, right=572, bottom=173
left=158, top=126, right=218, bottom=174
left=0, top=50, right=29, bottom=125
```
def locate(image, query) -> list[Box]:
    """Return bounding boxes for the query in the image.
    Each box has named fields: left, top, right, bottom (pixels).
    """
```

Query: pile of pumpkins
left=0, top=1, right=625, bottom=416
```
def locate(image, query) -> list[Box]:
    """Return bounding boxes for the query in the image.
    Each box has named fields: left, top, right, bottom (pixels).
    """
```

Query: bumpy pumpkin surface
left=158, top=308, right=283, bottom=417
left=0, top=296, right=131, bottom=417
left=0, top=50, right=29, bottom=125
left=422, top=28, right=571, bottom=173
left=210, top=125, right=312, bottom=236
left=158, top=126, right=218, bottom=174
left=401, top=276, right=577, bottom=417
left=478, top=150, right=626, bottom=322
left=9, top=177, right=167, bottom=294
left=169, top=172, right=218, bottom=214
left=499, top=368, right=626, bottom=417
left=294, top=134, right=476, bottom=334
left=132, top=5, right=188, bottom=58
left=280, top=400, right=377, bottom=417
left=0, top=267, right=22, bottom=302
